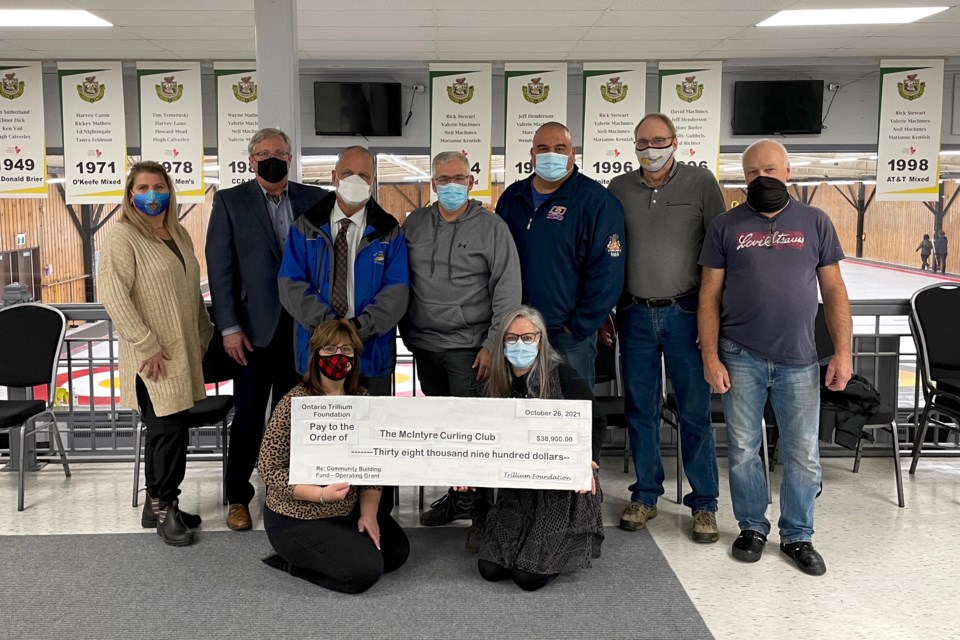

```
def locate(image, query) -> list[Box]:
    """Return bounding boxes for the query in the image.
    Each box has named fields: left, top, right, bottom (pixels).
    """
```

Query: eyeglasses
left=504, top=332, right=540, bottom=345
left=251, top=150, right=292, bottom=161
left=635, top=136, right=675, bottom=151
left=318, top=345, right=355, bottom=356
left=434, top=175, right=471, bottom=186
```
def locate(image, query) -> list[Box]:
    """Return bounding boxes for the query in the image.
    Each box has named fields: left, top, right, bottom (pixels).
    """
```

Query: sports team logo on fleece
left=606, top=234, right=622, bottom=257
left=373, top=251, right=385, bottom=265
left=736, top=230, right=805, bottom=251
left=545, top=205, right=566, bottom=221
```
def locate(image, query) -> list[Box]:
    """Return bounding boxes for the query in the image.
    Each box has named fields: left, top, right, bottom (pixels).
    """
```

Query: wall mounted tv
left=732, top=80, right=824, bottom=135
left=314, top=81, right=402, bottom=136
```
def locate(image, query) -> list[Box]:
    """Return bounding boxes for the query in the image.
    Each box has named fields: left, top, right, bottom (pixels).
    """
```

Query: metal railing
left=2, top=300, right=957, bottom=464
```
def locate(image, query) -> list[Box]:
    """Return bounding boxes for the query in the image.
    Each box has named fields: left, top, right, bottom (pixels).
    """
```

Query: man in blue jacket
left=496, top=121, right=625, bottom=387
left=278, top=146, right=409, bottom=397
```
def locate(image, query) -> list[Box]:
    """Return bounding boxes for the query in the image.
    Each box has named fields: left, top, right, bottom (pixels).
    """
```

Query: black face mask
left=256, top=157, right=289, bottom=184
left=746, top=176, right=790, bottom=213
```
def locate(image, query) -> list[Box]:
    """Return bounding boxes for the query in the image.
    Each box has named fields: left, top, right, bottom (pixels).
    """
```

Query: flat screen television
left=314, top=81, right=402, bottom=136
left=732, top=80, right=824, bottom=135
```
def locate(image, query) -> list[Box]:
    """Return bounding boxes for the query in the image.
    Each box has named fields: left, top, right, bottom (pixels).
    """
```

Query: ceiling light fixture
left=0, top=9, right=112, bottom=27
left=758, top=7, right=947, bottom=27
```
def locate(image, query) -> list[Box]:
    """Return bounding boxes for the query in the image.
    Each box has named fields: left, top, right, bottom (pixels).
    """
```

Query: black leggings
left=264, top=506, right=409, bottom=594
left=478, top=559, right=558, bottom=592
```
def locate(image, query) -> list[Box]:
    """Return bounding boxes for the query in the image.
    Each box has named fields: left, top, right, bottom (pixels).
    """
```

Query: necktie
left=330, top=218, right=351, bottom=317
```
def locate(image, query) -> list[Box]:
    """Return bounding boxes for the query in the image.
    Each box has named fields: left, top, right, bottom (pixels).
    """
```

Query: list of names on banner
left=0, top=61, right=46, bottom=198
left=582, top=63, right=646, bottom=186
left=59, top=61, right=126, bottom=204
left=138, top=63, right=205, bottom=203
left=876, top=59, right=944, bottom=202
left=430, top=63, right=493, bottom=203
left=658, top=61, right=722, bottom=177
left=215, top=65, right=258, bottom=188
left=504, top=63, right=567, bottom=187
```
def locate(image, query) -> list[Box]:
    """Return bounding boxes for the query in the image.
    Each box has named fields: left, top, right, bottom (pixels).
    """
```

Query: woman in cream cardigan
left=99, top=160, right=214, bottom=547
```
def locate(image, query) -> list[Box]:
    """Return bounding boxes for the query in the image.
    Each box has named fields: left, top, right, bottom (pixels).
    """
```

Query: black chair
left=813, top=304, right=904, bottom=508
left=593, top=314, right=630, bottom=473
left=908, top=283, right=960, bottom=475
left=0, top=303, right=71, bottom=511
left=131, top=332, right=236, bottom=507
left=661, top=392, right=772, bottom=505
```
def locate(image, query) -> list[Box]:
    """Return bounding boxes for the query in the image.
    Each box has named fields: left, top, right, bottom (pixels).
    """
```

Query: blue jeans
left=550, top=330, right=598, bottom=388
left=718, top=338, right=821, bottom=543
left=619, top=300, right=718, bottom=511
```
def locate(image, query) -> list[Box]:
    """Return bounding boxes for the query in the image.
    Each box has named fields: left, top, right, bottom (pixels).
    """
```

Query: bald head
left=532, top=121, right=573, bottom=149
left=742, top=139, right=791, bottom=185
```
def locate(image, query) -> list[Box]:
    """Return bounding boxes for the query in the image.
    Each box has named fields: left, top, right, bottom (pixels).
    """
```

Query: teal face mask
left=437, top=183, right=469, bottom=211
left=533, top=152, right=570, bottom=182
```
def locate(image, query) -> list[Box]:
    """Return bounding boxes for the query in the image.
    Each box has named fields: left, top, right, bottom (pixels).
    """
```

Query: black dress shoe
left=780, top=541, right=827, bottom=576
left=142, top=492, right=202, bottom=529
left=157, top=503, right=196, bottom=547
left=731, top=530, right=767, bottom=563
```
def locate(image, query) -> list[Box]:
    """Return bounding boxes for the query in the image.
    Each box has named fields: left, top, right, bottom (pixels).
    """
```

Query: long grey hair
left=486, top=305, right=563, bottom=399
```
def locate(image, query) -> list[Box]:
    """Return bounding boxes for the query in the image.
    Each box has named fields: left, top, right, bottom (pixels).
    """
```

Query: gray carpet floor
left=0, top=527, right=712, bottom=640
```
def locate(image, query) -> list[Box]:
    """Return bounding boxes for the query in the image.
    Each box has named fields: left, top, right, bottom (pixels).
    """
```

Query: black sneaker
left=419, top=490, right=473, bottom=526
left=780, top=541, right=827, bottom=576
left=731, top=530, right=767, bottom=563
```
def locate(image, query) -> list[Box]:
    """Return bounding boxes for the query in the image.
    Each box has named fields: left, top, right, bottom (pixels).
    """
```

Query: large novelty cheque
left=288, top=396, right=593, bottom=491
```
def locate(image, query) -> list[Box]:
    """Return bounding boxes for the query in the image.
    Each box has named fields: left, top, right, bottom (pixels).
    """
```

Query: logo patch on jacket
left=373, top=251, right=385, bottom=264
left=606, top=234, right=622, bottom=257
left=546, top=205, right=567, bottom=221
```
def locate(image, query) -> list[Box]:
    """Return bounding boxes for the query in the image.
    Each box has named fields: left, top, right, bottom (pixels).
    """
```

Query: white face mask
left=636, top=146, right=675, bottom=173
left=336, top=174, right=371, bottom=206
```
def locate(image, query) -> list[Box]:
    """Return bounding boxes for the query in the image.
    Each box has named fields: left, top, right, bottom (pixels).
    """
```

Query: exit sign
left=15, top=233, right=26, bottom=246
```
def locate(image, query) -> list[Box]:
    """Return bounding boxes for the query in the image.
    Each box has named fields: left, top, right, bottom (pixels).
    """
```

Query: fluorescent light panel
left=0, top=9, right=112, bottom=27
left=758, top=7, right=947, bottom=27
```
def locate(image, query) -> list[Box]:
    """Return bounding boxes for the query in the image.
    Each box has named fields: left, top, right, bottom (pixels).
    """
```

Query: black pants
left=264, top=505, right=409, bottom=594
left=136, top=376, right=191, bottom=509
left=226, top=313, right=299, bottom=505
left=413, top=347, right=484, bottom=397
left=413, top=347, right=492, bottom=516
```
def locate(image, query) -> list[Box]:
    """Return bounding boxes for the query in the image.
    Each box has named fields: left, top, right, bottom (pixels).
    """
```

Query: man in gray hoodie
left=404, top=150, right=522, bottom=549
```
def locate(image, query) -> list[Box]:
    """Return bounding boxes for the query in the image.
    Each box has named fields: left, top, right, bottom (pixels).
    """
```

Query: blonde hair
left=120, top=161, right=184, bottom=242
left=486, top=305, right=562, bottom=400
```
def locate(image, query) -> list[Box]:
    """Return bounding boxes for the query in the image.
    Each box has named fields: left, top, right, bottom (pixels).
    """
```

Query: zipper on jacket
left=526, top=216, right=533, bottom=231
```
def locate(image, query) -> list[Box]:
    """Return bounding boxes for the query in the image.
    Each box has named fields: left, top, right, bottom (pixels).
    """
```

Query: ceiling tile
left=301, top=40, right=436, bottom=53
left=611, top=0, right=793, bottom=8
left=437, top=26, right=589, bottom=41
left=297, top=10, right=433, bottom=27
left=438, top=40, right=576, bottom=53
left=435, top=0, right=598, bottom=10
left=298, top=0, right=433, bottom=9
left=0, top=27, right=130, bottom=40
left=80, top=0, right=252, bottom=9
left=123, top=26, right=255, bottom=40
left=90, top=10, right=255, bottom=27
left=843, top=36, right=960, bottom=49
left=147, top=39, right=255, bottom=53
left=584, top=25, right=746, bottom=40
left=436, top=10, right=602, bottom=27
left=574, top=39, right=722, bottom=53
left=8, top=38, right=163, bottom=52
left=712, top=38, right=864, bottom=51
left=298, top=26, right=435, bottom=41
left=597, top=10, right=775, bottom=27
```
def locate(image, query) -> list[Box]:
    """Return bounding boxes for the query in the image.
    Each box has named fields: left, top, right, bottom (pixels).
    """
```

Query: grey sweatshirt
left=403, top=199, right=521, bottom=352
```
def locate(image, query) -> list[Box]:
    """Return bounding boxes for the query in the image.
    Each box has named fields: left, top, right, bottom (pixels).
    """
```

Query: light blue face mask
left=504, top=341, right=538, bottom=370
left=132, top=190, right=170, bottom=216
left=533, top=152, right=570, bottom=182
left=436, top=183, right=469, bottom=211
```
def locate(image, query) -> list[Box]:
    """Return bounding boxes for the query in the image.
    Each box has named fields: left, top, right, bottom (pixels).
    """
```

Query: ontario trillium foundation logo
left=897, top=73, right=925, bottom=101
left=522, top=77, right=549, bottom=104
left=156, top=75, right=183, bottom=103
left=77, top=76, right=105, bottom=103
left=233, top=76, right=257, bottom=103
left=601, top=76, right=627, bottom=104
left=0, top=72, right=24, bottom=100
left=676, top=75, right=703, bottom=103
left=447, top=77, right=474, bottom=105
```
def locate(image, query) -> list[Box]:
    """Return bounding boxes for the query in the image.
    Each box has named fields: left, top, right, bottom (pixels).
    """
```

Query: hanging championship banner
left=0, top=61, right=46, bottom=198
left=876, top=59, right=944, bottom=202
left=138, top=62, right=205, bottom=203
left=215, top=64, right=258, bottom=189
left=504, top=63, right=567, bottom=187
left=430, top=63, right=492, bottom=203
left=658, top=61, right=722, bottom=178
left=59, top=61, right=126, bottom=204
left=582, top=62, right=646, bottom=186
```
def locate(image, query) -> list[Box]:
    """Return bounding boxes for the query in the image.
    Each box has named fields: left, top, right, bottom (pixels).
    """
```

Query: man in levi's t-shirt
left=697, top=139, right=852, bottom=578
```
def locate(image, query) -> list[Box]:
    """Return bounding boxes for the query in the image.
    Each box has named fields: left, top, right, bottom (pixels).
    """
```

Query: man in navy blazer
left=206, top=128, right=326, bottom=531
